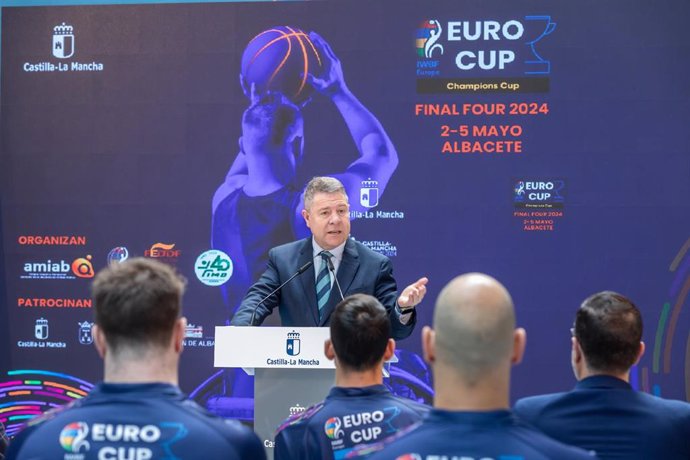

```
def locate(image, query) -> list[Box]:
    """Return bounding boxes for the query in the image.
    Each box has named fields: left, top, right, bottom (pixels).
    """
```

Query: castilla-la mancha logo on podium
left=286, top=331, right=301, bottom=356
left=53, top=23, right=75, bottom=59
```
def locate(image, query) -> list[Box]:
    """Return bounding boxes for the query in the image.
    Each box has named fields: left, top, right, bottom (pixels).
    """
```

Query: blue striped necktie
left=316, top=251, right=333, bottom=316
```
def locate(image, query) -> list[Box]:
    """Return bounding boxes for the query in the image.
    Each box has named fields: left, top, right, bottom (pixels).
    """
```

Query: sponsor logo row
left=15, top=240, right=233, bottom=287
left=18, top=317, right=212, bottom=350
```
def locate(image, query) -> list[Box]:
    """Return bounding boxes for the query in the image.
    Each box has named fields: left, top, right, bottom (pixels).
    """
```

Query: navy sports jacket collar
left=327, top=384, right=390, bottom=399
left=426, top=408, right=516, bottom=427
left=91, top=382, right=184, bottom=399
left=574, top=375, right=632, bottom=391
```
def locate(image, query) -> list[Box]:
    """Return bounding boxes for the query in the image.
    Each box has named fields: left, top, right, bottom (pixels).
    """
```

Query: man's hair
left=92, top=258, right=186, bottom=353
left=242, top=93, right=303, bottom=149
left=574, top=291, right=643, bottom=374
left=330, top=294, right=391, bottom=371
left=303, top=176, right=347, bottom=210
left=433, top=273, right=515, bottom=386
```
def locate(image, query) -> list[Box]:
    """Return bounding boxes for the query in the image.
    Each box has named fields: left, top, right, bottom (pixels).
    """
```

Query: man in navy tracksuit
left=365, top=273, right=595, bottom=460
left=515, top=291, right=690, bottom=459
left=6, top=258, right=265, bottom=460
left=274, top=294, right=428, bottom=460
left=0, top=421, right=7, bottom=460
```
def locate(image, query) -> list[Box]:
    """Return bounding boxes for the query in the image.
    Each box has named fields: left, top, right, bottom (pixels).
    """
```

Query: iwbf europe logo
left=416, top=16, right=557, bottom=94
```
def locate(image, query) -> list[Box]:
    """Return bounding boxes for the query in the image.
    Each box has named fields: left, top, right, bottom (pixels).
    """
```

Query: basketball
left=241, top=26, right=323, bottom=104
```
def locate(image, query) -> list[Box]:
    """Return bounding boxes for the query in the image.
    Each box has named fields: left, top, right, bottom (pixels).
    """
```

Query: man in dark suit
left=231, top=176, right=428, bottom=340
left=514, top=291, right=690, bottom=459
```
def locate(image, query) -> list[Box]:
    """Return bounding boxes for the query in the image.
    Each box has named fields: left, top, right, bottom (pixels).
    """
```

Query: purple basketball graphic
left=241, top=26, right=323, bottom=103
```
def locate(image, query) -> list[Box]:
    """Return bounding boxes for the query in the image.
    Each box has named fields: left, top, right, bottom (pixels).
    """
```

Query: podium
left=215, top=326, right=336, bottom=458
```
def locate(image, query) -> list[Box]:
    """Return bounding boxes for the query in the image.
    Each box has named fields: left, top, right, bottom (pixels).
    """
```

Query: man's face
left=302, top=192, right=350, bottom=250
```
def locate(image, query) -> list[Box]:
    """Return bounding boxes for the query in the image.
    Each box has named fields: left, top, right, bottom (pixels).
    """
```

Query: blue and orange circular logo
left=324, top=416, right=344, bottom=439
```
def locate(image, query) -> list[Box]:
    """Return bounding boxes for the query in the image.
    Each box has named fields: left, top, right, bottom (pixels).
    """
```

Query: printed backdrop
left=1, top=0, right=689, bottom=438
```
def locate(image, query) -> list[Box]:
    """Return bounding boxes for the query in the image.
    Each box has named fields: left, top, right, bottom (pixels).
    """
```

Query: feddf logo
left=59, top=422, right=90, bottom=453
left=195, top=249, right=233, bottom=286
left=286, top=330, right=301, bottom=356
left=53, top=23, right=75, bottom=59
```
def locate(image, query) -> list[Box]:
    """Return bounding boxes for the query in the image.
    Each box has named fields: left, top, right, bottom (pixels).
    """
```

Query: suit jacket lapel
left=319, top=239, right=360, bottom=326
left=297, top=238, right=320, bottom=325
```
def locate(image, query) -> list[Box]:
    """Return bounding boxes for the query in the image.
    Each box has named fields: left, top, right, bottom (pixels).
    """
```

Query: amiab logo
left=21, top=255, right=94, bottom=280
left=72, top=255, right=94, bottom=278
left=59, top=422, right=90, bottom=453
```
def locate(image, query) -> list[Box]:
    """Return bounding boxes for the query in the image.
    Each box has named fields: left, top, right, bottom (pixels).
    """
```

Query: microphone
left=248, top=253, right=321, bottom=326
left=326, top=256, right=345, bottom=301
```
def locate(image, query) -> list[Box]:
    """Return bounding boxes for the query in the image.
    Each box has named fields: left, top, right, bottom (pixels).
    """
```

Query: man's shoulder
left=382, top=393, right=430, bottom=416
left=275, top=401, right=326, bottom=435
left=270, top=238, right=310, bottom=257
left=634, top=391, right=690, bottom=419
left=515, top=391, right=567, bottom=415
left=509, top=418, right=596, bottom=459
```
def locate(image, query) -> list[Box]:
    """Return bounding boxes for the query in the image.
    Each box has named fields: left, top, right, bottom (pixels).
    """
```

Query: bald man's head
left=431, top=273, right=517, bottom=385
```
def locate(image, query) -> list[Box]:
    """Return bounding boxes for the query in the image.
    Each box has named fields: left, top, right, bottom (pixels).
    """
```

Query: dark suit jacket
left=231, top=237, right=416, bottom=339
left=514, top=375, right=690, bottom=459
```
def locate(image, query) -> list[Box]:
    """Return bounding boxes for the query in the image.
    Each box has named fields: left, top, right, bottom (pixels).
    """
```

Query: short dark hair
left=574, top=291, right=643, bottom=374
left=92, top=258, right=186, bottom=353
left=330, top=294, right=391, bottom=371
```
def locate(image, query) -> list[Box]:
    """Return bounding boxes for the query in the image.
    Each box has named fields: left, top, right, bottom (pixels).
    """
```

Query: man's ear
left=634, top=341, right=646, bottom=365
left=302, top=208, right=311, bottom=228
left=93, top=324, right=107, bottom=359
left=382, top=339, right=396, bottom=362
left=324, top=339, right=336, bottom=361
left=511, top=328, right=526, bottom=365
left=173, top=317, right=187, bottom=354
left=422, top=326, right=435, bottom=365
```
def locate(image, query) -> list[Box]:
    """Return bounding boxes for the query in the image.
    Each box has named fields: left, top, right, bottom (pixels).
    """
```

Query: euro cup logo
left=324, top=417, right=345, bottom=439
left=417, top=19, right=444, bottom=58
left=60, top=422, right=90, bottom=453
left=286, top=330, right=301, bottom=356
left=53, top=23, right=74, bottom=59
left=360, top=179, right=380, bottom=208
